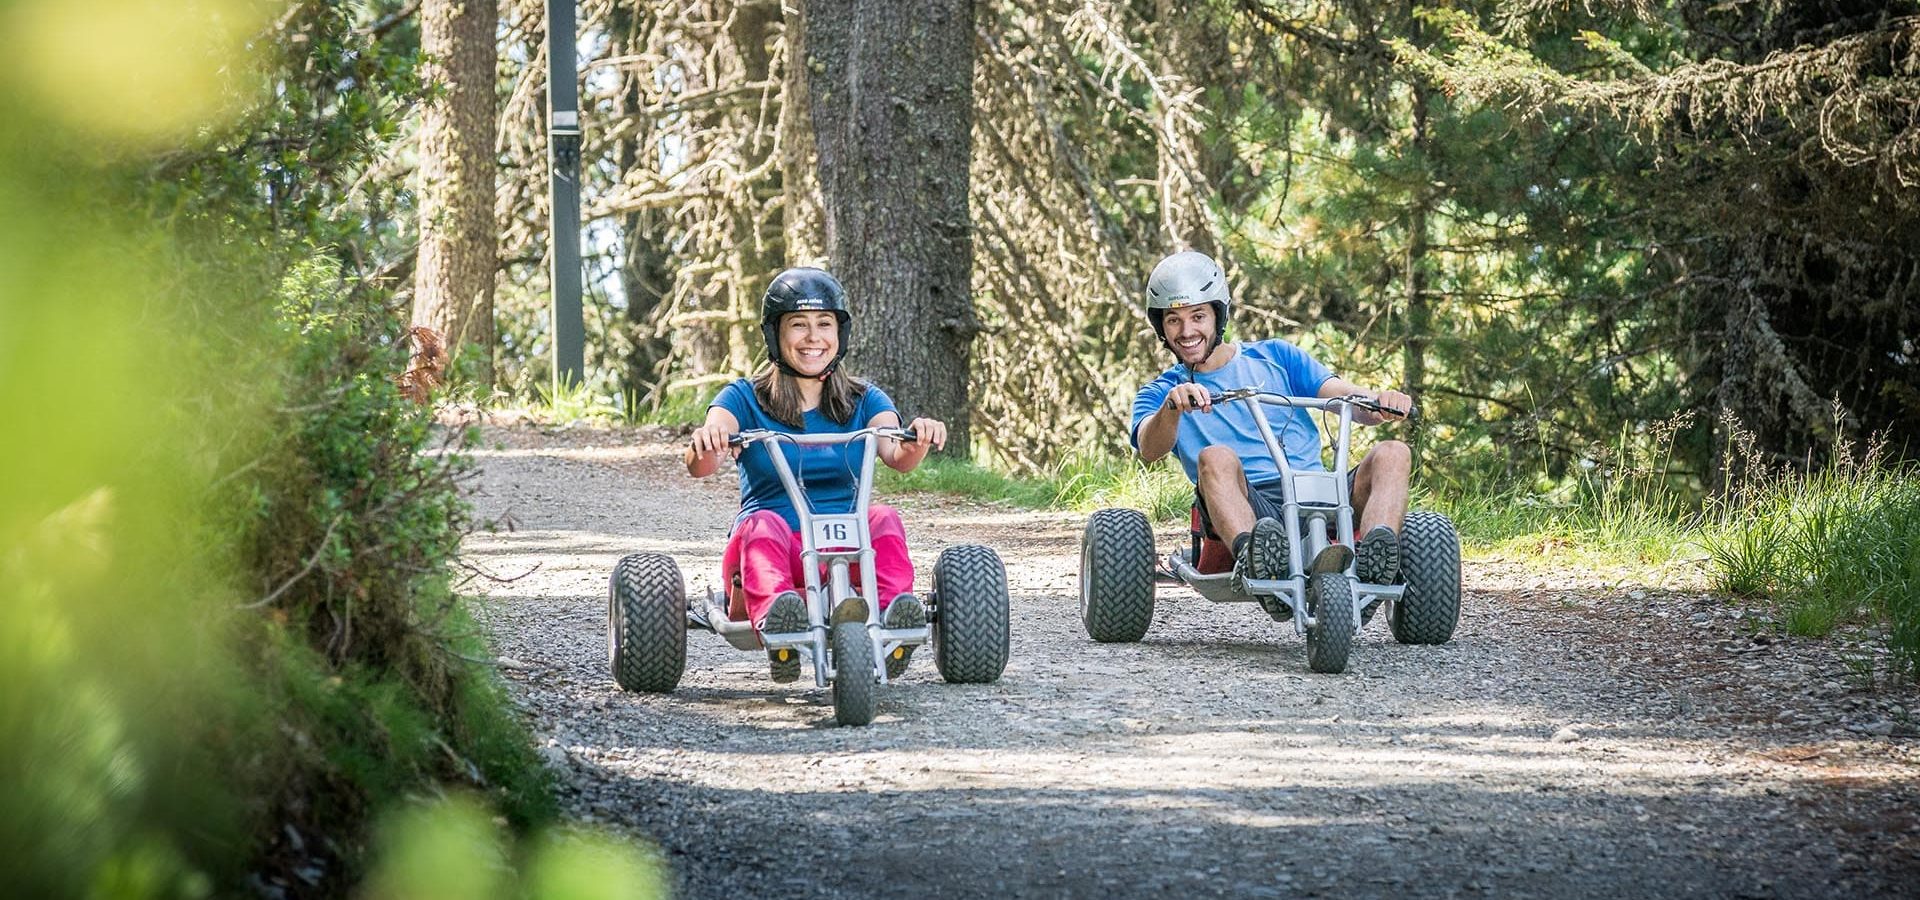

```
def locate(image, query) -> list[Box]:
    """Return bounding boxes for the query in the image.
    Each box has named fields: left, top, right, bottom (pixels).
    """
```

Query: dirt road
left=464, top=424, right=1918, bottom=899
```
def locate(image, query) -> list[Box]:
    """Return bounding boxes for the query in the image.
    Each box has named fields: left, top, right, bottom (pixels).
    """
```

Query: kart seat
left=1188, top=504, right=1234, bottom=575
left=726, top=573, right=750, bottom=622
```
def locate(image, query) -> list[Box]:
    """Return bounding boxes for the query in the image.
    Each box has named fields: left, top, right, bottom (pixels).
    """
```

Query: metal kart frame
left=1160, top=390, right=1406, bottom=635
left=684, top=427, right=928, bottom=687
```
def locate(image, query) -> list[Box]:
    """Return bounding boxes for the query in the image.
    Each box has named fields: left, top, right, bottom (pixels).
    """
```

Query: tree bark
left=804, top=0, right=979, bottom=456
left=1401, top=9, right=1431, bottom=467
left=413, top=0, right=499, bottom=387
left=728, top=1, right=785, bottom=374
left=1154, top=0, right=1219, bottom=256
left=782, top=0, right=827, bottom=263
left=610, top=3, right=672, bottom=399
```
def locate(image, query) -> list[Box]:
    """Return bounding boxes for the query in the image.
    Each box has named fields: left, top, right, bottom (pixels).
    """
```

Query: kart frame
left=1157, top=389, right=1406, bottom=635
left=683, top=427, right=929, bottom=687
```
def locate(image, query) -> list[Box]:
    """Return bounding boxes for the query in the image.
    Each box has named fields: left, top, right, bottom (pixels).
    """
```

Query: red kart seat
left=1189, top=504, right=1234, bottom=574
left=726, top=573, right=750, bottom=622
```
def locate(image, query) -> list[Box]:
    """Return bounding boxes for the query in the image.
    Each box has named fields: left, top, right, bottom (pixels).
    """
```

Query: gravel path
left=464, top=424, right=1918, bottom=899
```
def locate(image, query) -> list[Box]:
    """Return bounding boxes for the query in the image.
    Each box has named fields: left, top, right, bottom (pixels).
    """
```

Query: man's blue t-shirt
left=1129, top=340, right=1334, bottom=485
left=712, top=379, right=899, bottom=531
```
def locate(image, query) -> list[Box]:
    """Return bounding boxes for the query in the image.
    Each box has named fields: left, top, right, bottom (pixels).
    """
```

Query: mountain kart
left=608, top=427, right=1012, bottom=725
left=1079, top=390, right=1461, bottom=673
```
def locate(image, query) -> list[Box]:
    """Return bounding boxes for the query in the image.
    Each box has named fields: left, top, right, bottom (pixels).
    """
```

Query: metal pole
left=545, top=0, right=584, bottom=393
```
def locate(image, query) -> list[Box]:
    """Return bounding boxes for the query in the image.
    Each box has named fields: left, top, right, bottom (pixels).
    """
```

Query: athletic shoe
left=762, top=591, right=806, bottom=684
left=881, top=593, right=927, bottom=679
left=1356, top=525, right=1401, bottom=585
left=1232, top=517, right=1288, bottom=593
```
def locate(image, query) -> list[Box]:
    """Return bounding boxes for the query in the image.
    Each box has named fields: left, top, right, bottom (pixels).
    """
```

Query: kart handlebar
left=1204, top=389, right=1416, bottom=421
left=727, top=427, right=918, bottom=447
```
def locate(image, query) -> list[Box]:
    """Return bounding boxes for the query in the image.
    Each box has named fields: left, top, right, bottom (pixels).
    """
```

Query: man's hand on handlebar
left=1165, top=383, right=1214, bottom=414
left=1368, top=389, right=1414, bottom=422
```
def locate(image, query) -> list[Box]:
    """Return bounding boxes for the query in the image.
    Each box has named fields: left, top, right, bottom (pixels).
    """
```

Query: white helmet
left=1145, top=250, right=1231, bottom=354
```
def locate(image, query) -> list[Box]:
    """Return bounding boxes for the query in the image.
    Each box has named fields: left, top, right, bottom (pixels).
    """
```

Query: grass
left=1704, top=442, right=1920, bottom=668
left=493, top=374, right=713, bottom=428
left=877, top=450, right=1192, bottom=521
left=881, top=425, right=1918, bottom=676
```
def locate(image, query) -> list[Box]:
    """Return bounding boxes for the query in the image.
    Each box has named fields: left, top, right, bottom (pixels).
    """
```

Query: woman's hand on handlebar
left=689, top=423, right=737, bottom=460
left=905, top=417, right=947, bottom=451
left=878, top=415, right=944, bottom=472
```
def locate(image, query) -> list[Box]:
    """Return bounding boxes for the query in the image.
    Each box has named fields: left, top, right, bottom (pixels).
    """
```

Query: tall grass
left=496, top=373, right=713, bottom=428
left=878, top=450, right=1193, bottom=521
left=1705, top=435, right=1920, bottom=672
left=1417, top=413, right=1702, bottom=566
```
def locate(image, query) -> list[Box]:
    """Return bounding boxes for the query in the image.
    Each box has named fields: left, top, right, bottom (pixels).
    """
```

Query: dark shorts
left=1195, top=467, right=1360, bottom=541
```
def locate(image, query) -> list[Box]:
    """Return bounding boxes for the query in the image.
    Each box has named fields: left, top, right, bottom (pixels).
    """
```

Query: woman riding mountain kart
left=606, top=267, right=1009, bottom=726
left=687, top=267, right=949, bottom=681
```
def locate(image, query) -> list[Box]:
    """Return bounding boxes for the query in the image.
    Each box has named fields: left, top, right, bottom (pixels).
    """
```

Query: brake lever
left=1346, top=395, right=1416, bottom=421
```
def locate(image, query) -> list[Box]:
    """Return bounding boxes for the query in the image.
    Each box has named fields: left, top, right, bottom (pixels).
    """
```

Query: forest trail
left=464, top=424, right=1918, bottom=899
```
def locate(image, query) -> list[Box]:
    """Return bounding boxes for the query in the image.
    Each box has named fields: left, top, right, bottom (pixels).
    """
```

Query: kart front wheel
left=609, top=553, right=687, bottom=693
left=1305, top=572, right=1356, bottom=674
left=1080, top=508, right=1156, bottom=643
left=831, top=621, right=877, bottom=726
left=931, top=544, right=1011, bottom=684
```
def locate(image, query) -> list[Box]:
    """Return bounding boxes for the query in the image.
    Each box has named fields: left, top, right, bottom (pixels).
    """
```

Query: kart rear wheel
left=831, top=621, right=877, bottom=726
left=931, top=544, right=1011, bottom=684
left=1389, top=511, right=1461, bottom=645
left=1305, top=572, right=1356, bottom=674
left=1080, top=508, right=1156, bottom=643
left=609, top=553, right=687, bottom=693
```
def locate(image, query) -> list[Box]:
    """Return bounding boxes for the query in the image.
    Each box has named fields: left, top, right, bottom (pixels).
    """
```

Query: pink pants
left=722, top=504, right=915, bottom=628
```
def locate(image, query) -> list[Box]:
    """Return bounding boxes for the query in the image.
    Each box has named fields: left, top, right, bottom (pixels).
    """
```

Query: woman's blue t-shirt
left=1128, top=340, right=1334, bottom=485
left=711, top=378, right=899, bottom=531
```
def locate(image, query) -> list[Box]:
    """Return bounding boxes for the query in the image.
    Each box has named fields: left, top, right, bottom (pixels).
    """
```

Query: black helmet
left=760, top=267, right=851, bottom=379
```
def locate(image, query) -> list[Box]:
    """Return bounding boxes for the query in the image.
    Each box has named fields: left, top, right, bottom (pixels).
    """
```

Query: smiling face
left=1160, top=303, right=1217, bottom=366
left=778, top=310, right=840, bottom=377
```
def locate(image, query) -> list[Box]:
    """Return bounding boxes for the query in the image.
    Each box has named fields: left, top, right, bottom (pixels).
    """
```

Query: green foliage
left=241, top=257, right=556, bottom=880
left=0, top=3, right=558, bottom=896
left=880, top=451, right=1192, bottom=522
left=364, top=796, right=668, bottom=900
left=1705, top=445, right=1920, bottom=673
left=265, top=258, right=473, bottom=675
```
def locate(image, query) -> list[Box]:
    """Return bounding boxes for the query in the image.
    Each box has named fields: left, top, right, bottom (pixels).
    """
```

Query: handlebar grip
left=726, top=434, right=744, bottom=447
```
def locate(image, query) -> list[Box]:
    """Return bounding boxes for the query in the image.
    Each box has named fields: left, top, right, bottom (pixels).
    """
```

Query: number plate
left=809, top=516, right=861, bottom=550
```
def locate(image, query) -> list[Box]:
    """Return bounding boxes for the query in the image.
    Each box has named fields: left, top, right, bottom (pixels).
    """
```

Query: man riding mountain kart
left=1130, top=250, right=1414, bottom=595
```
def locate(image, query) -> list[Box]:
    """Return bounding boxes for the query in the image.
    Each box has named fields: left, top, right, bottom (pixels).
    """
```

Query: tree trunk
left=610, top=4, right=672, bottom=400
left=728, top=1, right=785, bottom=374
left=1401, top=12, right=1431, bottom=467
left=782, top=0, right=826, bottom=263
left=413, top=0, right=499, bottom=387
left=1154, top=0, right=1218, bottom=256
left=804, top=0, right=979, bottom=456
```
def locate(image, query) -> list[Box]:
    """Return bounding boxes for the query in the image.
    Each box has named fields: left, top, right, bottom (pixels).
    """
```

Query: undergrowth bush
left=1706, top=435, right=1920, bottom=674
left=242, top=258, right=554, bottom=888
